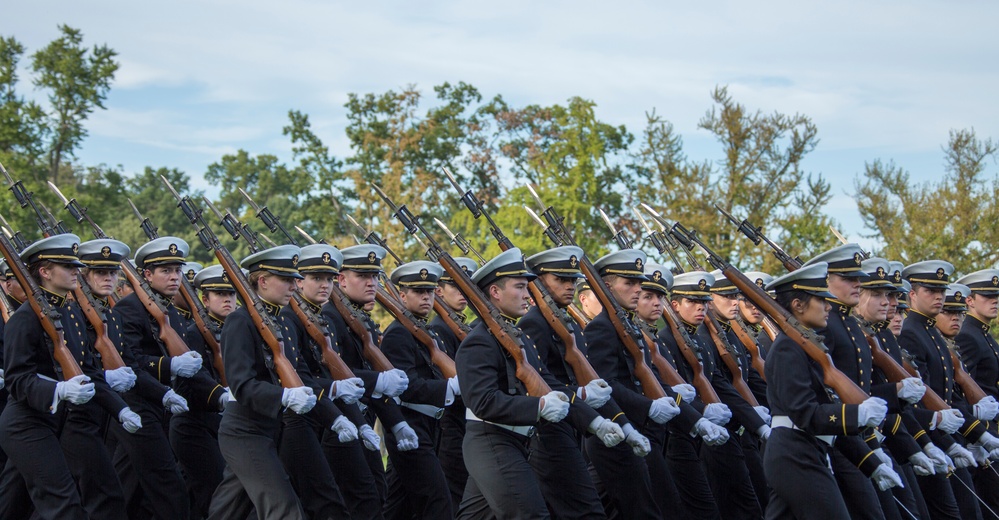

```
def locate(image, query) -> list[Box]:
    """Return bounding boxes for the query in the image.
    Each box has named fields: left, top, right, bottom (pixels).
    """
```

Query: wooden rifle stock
left=120, top=263, right=190, bottom=357
left=0, top=234, right=83, bottom=379
left=0, top=293, right=12, bottom=323
left=328, top=284, right=395, bottom=372
left=731, top=317, right=766, bottom=383
left=176, top=279, right=226, bottom=386
left=525, top=282, right=598, bottom=386
left=373, top=287, right=456, bottom=378
left=566, top=304, right=590, bottom=328
left=865, top=334, right=948, bottom=410
left=704, top=312, right=759, bottom=406
left=288, top=296, right=356, bottom=381
left=640, top=329, right=684, bottom=387
left=433, top=297, right=468, bottom=342
left=72, top=283, right=125, bottom=370
left=948, top=344, right=986, bottom=404
left=760, top=316, right=779, bottom=341
left=661, top=307, right=721, bottom=403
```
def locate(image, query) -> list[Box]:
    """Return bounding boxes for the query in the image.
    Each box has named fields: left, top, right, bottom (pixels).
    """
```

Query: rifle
left=0, top=211, right=32, bottom=251
left=732, top=315, right=767, bottom=382
left=0, top=227, right=84, bottom=380
left=715, top=204, right=803, bottom=272
left=7, top=174, right=128, bottom=371
left=374, top=184, right=552, bottom=396
left=203, top=196, right=360, bottom=380
left=161, top=177, right=304, bottom=388
left=521, top=186, right=665, bottom=398
left=127, top=198, right=227, bottom=385
left=442, top=168, right=598, bottom=385
left=433, top=216, right=486, bottom=264
left=346, top=211, right=470, bottom=344
left=947, top=339, right=987, bottom=405
left=671, top=225, right=872, bottom=404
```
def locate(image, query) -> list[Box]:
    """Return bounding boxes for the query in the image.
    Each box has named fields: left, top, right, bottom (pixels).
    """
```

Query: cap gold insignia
left=168, top=243, right=178, bottom=255
left=992, top=275, right=999, bottom=286
left=876, top=266, right=885, bottom=279
left=756, top=278, right=764, bottom=287
left=936, top=267, right=945, bottom=279
left=635, top=258, right=643, bottom=270
left=893, top=271, right=902, bottom=282
left=853, top=252, right=861, bottom=265
left=955, top=292, right=964, bottom=303
left=419, top=268, right=429, bottom=280
left=71, top=243, right=79, bottom=255
left=186, top=269, right=195, bottom=281
left=698, top=279, right=707, bottom=290
left=652, top=271, right=662, bottom=282
left=291, top=255, right=299, bottom=267
left=569, top=255, right=578, bottom=268
left=367, top=251, right=377, bottom=263
left=322, top=252, right=331, bottom=264
left=461, top=265, right=470, bottom=274
left=101, top=246, right=111, bottom=258
left=221, top=272, right=229, bottom=283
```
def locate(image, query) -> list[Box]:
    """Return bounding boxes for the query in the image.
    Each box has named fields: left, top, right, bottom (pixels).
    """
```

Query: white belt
left=400, top=401, right=444, bottom=420
left=772, top=415, right=835, bottom=446
left=466, top=409, right=536, bottom=438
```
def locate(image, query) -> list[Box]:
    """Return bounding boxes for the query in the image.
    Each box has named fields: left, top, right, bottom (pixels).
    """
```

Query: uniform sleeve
left=767, top=339, right=861, bottom=436
left=2, top=310, right=60, bottom=413
left=585, top=315, right=654, bottom=427
left=381, top=322, right=447, bottom=407
left=222, top=310, right=283, bottom=418
left=455, top=329, right=540, bottom=426
left=116, top=296, right=171, bottom=385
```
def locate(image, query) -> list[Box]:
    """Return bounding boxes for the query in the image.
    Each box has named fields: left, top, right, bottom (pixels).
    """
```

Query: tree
left=282, top=110, right=349, bottom=241
left=31, top=25, right=118, bottom=184
left=0, top=35, right=48, bottom=170
left=855, top=128, right=999, bottom=273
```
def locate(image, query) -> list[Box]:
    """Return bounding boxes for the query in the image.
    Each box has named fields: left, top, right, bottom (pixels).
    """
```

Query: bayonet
left=433, top=217, right=485, bottom=263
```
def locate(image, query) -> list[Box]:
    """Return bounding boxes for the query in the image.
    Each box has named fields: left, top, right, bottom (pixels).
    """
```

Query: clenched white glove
left=871, top=464, right=904, bottom=491
left=621, top=423, right=651, bottom=456
left=578, top=379, right=612, bottom=408
left=539, top=391, right=570, bottom=422
left=392, top=421, right=419, bottom=451
left=447, top=376, right=461, bottom=397
left=756, top=424, right=772, bottom=440
left=104, top=366, right=136, bottom=393
left=218, top=390, right=231, bottom=410
left=934, top=409, right=964, bottom=434
left=162, top=389, right=189, bottom=414
left=693, top=418, right=730, bottom=446
left=331, top=415, right=359, bottom=442
left=923, top=443, right=953, bottom=473
left=753, top=405, right=772, bottom=425
left=169, top=351, right=203, bottom=378
left=359, top=424, right=382, bottom=451
left=332, top=378, right=365, bottom=405
left=54, top=375, right=95, bottom=410
left=671, top=384, right=696, bottom=403
left=588, top=417, right=624, bottom=447
left=974, top=396, right=999, bottom=421
left=648, top=396, right=681, bottom=424
left=947, top=443, right=977, bottom=469
left=897, top=377, right=926, bottom=404
left=118, top=407, right=143, bottom=434
left=977, top=432, right=999, bottom=452
left=969, top=444, right=991, bottom=467
left=281, top=386, right=317, bottom=415
left=908, top=452, right=936, bottom=476
left=702, top=403, right=732, bottom=427
left=373, top=369, right=409, bottom=398
left=857, top=397, right=888, bottom=428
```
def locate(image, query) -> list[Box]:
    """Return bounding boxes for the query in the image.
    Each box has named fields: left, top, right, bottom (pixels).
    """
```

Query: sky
left=6, top=1, right=998, bottom=253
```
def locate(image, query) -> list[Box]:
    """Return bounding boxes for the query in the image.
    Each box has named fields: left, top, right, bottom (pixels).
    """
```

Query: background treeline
left=3, top=27, right=998, bottom=277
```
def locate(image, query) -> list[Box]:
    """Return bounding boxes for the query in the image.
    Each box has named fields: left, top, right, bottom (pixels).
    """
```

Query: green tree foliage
left=854, top=129, right=999, bottom=273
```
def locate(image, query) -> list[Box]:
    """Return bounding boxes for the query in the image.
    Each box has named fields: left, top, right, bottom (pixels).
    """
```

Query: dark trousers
left=322, top=430, right=385, bottom=520
left=702, top=430, right=764, bottom=520
left=0, top=401, right=88, bottom=520
left=643, top=425, right=684, bottom=520
left=763, top=428, right=850, bottom=520
left=973, top=463, right=999, bottom=520
left=62, top=401, right=128, bottom=520
left=829, top=447, right=887, bottom=520
left=917, top=472, right=963, bottom=520
left=279, top=413, right=350, bottom=520
left=901, top=464, right=932, bottom=520
left=951, top=467, right=985, bottom=520
left=112, top=395, right=189, bottom=520
left=529, top=420, right=605, bottom=519
left=667, top=429, right=721, bottom=520
left=456, top=422, right=549, bottom=520
left=384, top=413, right=453, bottom=520
left=170, top=410, right=224, bottom=519
left=585, top=428, right=661, bottom=519
left=437, top=404, right=468, bottom=510
left=206, top=404, right=305, bottom=520
left=741, top=431, right=770, bottom=512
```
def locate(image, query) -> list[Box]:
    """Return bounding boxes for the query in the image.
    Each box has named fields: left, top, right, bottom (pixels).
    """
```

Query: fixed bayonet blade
left=46, top=181, right=71, bottom=206
left=434, top=218, right=458, bottom=241
left=295, top=226, right=319, bottom=244
left=239, top=188, right=261, bottom=213
left=829, top=226, right=850, bottom=245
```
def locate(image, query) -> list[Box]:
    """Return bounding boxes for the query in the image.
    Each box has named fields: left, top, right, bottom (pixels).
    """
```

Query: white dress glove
left=588, top=417, right=625, bottom=447
left=693, top=418, right=730, bottom=446
left=871, top=464, right=904, bottom=491
left=897, top=377, right=926, bottom=404
left=162, top=389, right=189, bottom=414
left=169, top=351, right=203, bottom=378
left=218, top=390, right=231, bottom=410
left=281, top=387, right=317, bottom=415
left=359, top=424, right=382, bottom=451
left=54, top=375, right=95, bottom=411
left=447, top=376, right=461, bottom=397
left=947, top=443, right=977, bottom=469
left=118, top=407, right=143, bottom=434
left=873, top=448, right=892, bottom=467
left=974, top=396, right=999, bottom=421
left=857, top=397, right=888, bottom=428
left=331, top=415, right=359, bottom=443
left=104, top=366, right=136, bottom=393
left=671, top=384, right=696, bottom=403
left=934, top=409, right=964, bottom=434
left=578, top=379, right=613, bottom=408
left=969, top=444, right=991, bottom=467
left=392, top=421, right=419, bottom=451
left=648, top=396, right=681, bottom=424
left=976, top=432, right=999, bottom=452
left=756, top=424, right=772, bottom=440
left=332, top=378, right=365, bottom=405
left=621, top=423, right=652, bottom=457
left=923, top=443, right=953, bottom=473
left=702, top=403, right=732, bottom=427
left=753, top=405, right=772, bottom=425
left=0, top=368, right=5, bottom=391
left=373, top=369, right=409, bottom=398
left=908, top=452, right=936, bottom=476
left=539, top=391, right=571, bottom=422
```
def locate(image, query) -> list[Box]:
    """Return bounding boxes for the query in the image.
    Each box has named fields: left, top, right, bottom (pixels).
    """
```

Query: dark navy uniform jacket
left=956, top=314, right=999, bottom=399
